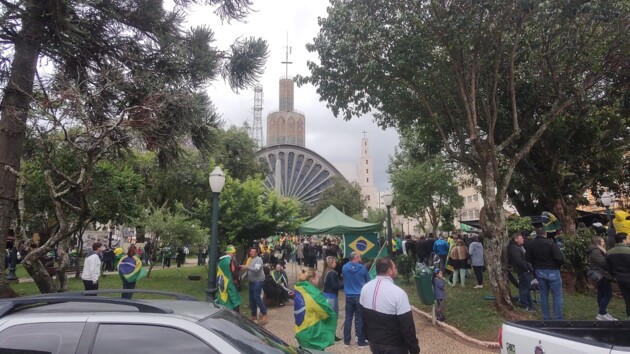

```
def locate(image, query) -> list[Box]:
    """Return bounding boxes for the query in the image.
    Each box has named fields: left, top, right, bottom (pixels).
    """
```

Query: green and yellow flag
left=118, top=255, right=147, bottom=283
left=216, top=255, right=241, bottom=310
left=369, top=244, right=389, bottom=279
left=343, top=232, right=378, bottom=258
left=293, top=280, right=336, bottom=350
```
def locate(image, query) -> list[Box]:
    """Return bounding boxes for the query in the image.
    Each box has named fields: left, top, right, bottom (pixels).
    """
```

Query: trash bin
left=414, top=264, right=435, bottom=305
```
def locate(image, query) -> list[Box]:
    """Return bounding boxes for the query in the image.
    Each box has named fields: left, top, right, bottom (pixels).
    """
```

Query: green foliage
left=311, top=176, right=365, bottom=217
left=440, top=205, right=456, bottom=233
left=505, top=216, right=534, bottom=238
left=393, top=254, right=414, bottom=284
left=136, top=204, right=208, bottom=249
left=215, top=125, right=268, bottom=181
left=562, top=228, right=594, bottom=274
left=389, top=156, right=463, bottom=233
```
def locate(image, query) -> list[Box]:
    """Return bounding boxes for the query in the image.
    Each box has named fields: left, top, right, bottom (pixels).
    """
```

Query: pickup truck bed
left=501, top=320, right=630, bottom=354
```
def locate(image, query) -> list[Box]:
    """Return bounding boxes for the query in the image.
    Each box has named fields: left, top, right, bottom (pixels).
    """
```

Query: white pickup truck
left=500, top=320, right=630, bottom=354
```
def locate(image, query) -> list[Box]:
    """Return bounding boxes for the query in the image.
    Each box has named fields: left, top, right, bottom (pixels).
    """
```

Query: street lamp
left=362, top=209, right=368, bottom=222
left=383, top=192, right=394, bottom=256
left=207, top=166, right=226, bottom=302
left=601, top=192, right=614, bottom=225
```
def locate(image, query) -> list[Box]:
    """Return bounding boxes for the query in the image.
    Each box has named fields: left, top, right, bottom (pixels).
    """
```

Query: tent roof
left=298, top=205, right=381, bottom=235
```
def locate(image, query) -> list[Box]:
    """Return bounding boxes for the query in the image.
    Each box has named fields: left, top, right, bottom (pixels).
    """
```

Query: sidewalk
left=263, top=260, right=498, bottom=354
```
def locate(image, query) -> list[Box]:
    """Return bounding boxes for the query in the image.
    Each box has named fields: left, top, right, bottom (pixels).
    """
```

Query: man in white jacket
left=81, top=242, right=103, bottom=293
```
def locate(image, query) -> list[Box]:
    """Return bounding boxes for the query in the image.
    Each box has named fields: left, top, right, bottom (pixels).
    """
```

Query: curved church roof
left=256, top=144, right=347, bottom=204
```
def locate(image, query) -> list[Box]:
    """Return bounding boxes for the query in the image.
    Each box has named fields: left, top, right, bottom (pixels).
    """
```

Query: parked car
left=499, top=320, right=630, bottom=354
left=0, top=290, right=328, bottom=354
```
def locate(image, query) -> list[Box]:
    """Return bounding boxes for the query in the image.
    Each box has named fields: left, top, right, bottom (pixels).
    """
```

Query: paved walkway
left=262, top=261, right=498, bottom=354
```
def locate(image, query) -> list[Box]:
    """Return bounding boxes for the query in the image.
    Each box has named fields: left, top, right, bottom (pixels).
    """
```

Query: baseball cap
left=226, top=245, right=236, bottom=254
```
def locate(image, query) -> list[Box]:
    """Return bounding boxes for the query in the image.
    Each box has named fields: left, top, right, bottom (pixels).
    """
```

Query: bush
left=505, top=215, right=534, bottom=237
left=393, top=254, right=415, bottom=284
left=562, top=228, right=594, bottom=293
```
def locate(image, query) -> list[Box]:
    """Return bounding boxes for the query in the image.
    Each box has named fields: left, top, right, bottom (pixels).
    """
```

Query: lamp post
left=207, top=166, right=226, bottom=302
left=362, top=209, right=368, bottom=222
left=383, top=192, right=394, bottom=257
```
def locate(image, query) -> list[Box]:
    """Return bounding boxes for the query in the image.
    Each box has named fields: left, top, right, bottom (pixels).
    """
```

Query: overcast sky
left=184, top=0, right=399, bottom=190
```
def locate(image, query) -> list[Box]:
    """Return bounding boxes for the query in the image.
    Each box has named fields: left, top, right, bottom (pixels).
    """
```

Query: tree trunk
left=553, top=197, right=576, bottom=235
left=479, top=180, right=516, bottom=318
left=23, top=251, right=57, bottom=294
left=0, top=1, right=47, bottom=299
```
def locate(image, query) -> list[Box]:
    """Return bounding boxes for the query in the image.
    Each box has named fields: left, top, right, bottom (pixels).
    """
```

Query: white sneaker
left=474, top=285, right=483, bottom=289
left=596, top=314, right=610, bottom=321
left=605, top=313, right=618, bottom=321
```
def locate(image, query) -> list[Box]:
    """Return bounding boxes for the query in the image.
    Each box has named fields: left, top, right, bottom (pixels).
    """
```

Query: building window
left=473, top=194, right=479, bottom=201
left=366, top=159, right=368, bottom=164
left=473, top=209, right=480, bottom=219
left=365, top=150, right=367, bottom=154
left=467, top=195, right=472, bottom=203
left=366, top=169, right=369, bottom=173
left=366, top=178, right=369, bottom=183
left=366, top=195, right=370, bottom=201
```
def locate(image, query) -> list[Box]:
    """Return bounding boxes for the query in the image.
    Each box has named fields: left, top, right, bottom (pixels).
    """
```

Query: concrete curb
left=411, top=306, right=501, bottom=350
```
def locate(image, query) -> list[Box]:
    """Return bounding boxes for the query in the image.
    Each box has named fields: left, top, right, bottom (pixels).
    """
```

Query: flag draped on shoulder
left=118, top=255, right=147, bottom=283
left=293, top=280, right=336, bottom=350
left=369, top=244, right=388, bottom=279
left=216, top=255, right=241, bottom=309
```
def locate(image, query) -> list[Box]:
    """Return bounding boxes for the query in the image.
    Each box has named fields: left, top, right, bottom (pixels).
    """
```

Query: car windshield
left=200, top=309, right=301, bottom=354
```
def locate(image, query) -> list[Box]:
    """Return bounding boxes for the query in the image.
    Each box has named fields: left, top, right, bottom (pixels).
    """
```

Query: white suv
left=0, top=290, right=328, bottom=354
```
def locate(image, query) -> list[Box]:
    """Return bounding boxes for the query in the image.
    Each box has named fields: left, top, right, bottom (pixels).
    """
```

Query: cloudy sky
left=184, top=0, right=399, bottom=190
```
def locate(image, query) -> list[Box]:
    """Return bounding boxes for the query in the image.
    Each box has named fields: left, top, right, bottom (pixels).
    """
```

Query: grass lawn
left=399, top=273, right=627, bottom=342
left=9, top=265, right=250, bottom=302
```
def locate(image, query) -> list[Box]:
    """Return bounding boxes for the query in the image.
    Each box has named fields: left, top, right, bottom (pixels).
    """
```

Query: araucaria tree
left=0, top=0, right=268, bottom=296
left=302, top=1, right=629, bottom=315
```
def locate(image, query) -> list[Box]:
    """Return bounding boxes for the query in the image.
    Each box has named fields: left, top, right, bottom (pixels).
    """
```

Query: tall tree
left=301, top=0, right=629, bottom=315
left=311, top=176, right=365, bottom=216
left=389, top=156, right=463, bottom=234
left=0, top=0, right=267, bottom=297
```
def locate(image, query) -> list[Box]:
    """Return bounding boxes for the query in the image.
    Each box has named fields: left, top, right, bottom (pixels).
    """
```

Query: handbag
left=587, top=269, right=603, bottom=283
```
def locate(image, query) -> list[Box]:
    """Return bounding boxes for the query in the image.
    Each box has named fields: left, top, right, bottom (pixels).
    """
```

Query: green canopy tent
left=298, top=205, right=381, bottom=235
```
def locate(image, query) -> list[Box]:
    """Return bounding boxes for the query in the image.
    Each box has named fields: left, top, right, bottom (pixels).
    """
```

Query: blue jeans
left=122, top=279, right=136, bottom=299
left=343, top=296, right=366, bottom=345
left=323, top=292, right=339, bottom=314
left=518, top=272, right=532, bottom=309
left=597, top=278, right=613, bottom=316
left=535, top=269, right=563, bottom=320
left=249, top=280, right=266, bottom=316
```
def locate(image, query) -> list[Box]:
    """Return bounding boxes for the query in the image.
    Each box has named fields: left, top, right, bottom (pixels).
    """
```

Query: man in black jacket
left=360, top=257, right=420, bottom=354
left=507, top=233, right=534, bottom=311
left=606, top=232, right=630, bottom=319
left=525, top=228, right=565, bottom=320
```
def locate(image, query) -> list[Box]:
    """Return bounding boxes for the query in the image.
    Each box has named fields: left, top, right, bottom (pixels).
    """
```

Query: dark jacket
left=322, top=269, right=343, bottom=295
left=525, top=236, right=564, bottom=270
left=433, top=276, right=446, bottom=300
left=507, top=240, right=532, bottom=274
left=606, top=244, right=630, bottom=283
left=586, top=244, right=610, bottom=280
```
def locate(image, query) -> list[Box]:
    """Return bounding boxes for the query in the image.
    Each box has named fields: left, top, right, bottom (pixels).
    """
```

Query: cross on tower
left=281, top=33, right=292, bottom=77
left=362, top=130, right=368, bottom=138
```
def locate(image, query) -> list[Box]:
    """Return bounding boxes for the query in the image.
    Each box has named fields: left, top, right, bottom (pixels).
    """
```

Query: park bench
left=46, top=265, right=83, bottom=277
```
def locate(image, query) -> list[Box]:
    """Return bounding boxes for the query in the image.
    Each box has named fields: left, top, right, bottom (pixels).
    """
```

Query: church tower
left=359, top=133, right=379, bottom=209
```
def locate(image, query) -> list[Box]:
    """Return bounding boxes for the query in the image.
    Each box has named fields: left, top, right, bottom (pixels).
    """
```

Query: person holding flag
left=216, top=245, right=241, bottom=312
left=294, top=268, right=337, bottom=351
left=117, top=245, right=147, bottom=299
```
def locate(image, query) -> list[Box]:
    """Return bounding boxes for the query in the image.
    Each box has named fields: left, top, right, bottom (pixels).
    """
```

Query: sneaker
left=525, top=308, right=537, bottom=313
left=357, top=342, right=369, bottom=348
left=335, top=336, right=342, bottom=342
left=596, top=314, right=610, bottom=321
left=605, top=313, right=618, bottom=321
left=259, top=314, right=269, bottom=325
left=344, top=342, right=350, bottom=347
left=249, top=316, right=257, bottom=322
left=474, top=285, right=483, bottom=289
left=279, top=303, right=285, bottom=306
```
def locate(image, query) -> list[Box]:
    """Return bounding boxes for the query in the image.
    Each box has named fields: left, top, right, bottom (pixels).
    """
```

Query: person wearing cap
left=433, top=268, right=447, bottom=322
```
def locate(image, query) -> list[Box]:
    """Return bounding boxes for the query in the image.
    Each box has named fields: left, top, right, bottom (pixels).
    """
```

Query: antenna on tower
left=281, top=32, right=292, bottom=77
left=252, top=84, right=264, bottom=149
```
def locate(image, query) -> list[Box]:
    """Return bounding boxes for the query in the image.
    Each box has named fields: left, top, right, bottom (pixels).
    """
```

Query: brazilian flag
left=118, top=255, right=147, bottom=283
left=542, top=211, right=561, bottom=232
left=216, top=255, right=241, bottom=310
left=343, top=232, right=378, bottom=258
left=293, top=281, right=336, bottom=350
